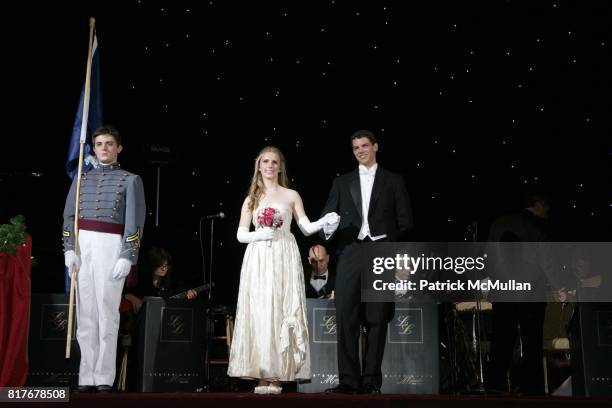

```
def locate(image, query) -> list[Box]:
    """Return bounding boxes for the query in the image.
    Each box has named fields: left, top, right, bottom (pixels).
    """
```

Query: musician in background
left=305, top=244, right=335, bottom=299
left=117, top=247, right=198, bottom=391
left=486, top=194, right=552, bottom=395
left=123, top=247, right=197, bottom=312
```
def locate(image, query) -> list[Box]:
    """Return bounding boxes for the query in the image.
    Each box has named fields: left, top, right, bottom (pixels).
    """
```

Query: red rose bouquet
left=257, top=207, right=284, bottom=246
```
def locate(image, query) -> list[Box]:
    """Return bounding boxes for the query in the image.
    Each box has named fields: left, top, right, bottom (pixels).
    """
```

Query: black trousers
left=334, top=241, right=393, bottom=388
left=489, top=302, right=546, bottom=394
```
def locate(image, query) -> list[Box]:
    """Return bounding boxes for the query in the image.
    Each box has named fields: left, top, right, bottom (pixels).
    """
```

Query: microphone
left=202, top=212, right=225, bottom=220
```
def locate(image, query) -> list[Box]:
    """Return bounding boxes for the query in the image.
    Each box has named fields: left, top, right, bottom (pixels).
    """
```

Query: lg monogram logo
left=50, top=311, right=68, bottom=331
left=321, top=315, right=337, bottom=335
left=169, top=315, right=185, bottom=335
left=395, top=315, right=415, bottom=335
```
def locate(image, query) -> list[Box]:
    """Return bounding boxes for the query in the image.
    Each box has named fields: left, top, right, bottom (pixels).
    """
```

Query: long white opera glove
left=236, top=226, right=275, bottom=243
left=112, top=258, right=133, bottom=280
left=298, top=212, right=339, bottom=236
left=64, top=250, right=81, bottom=270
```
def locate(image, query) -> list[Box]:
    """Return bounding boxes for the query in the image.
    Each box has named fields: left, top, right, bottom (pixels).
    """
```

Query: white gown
left=227, top=202, right=311, bottom=381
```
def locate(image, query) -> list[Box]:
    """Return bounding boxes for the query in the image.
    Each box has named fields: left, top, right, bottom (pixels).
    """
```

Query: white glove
left=324, top=212, right=340, bottom=226
left=323, top=213, right=340, bottom=239
left=298, top=212, right=339, bottom=236
left=64, top=250, right=81, bottom=270
left=112, top=258, right=133, bottom=280
left=236, top=226, right=275, bottom=243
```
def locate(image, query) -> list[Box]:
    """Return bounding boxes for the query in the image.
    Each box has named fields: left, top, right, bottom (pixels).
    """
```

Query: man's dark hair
left=524, top=194, right=550, bottom=209
left=350, top=129, right=377, bottom=145
left=92, top=125, right=122, bottom=145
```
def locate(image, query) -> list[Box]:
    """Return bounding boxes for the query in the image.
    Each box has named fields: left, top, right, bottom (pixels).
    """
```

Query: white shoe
left=253, top=385, right=269, bottom=394
left=268, top=385, right=282, bottom=394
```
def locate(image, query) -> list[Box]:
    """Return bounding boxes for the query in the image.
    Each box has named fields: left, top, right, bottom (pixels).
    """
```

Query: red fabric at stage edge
left=0, top=235, right=32, bottom=386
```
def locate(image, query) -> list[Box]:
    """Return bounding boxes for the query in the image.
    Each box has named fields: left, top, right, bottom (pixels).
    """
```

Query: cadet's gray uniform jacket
left=62, top=162, right=146, bottom=263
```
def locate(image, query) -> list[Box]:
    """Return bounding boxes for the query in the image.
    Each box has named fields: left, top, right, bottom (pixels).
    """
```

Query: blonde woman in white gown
left=227, top=146, right=339, bottom=394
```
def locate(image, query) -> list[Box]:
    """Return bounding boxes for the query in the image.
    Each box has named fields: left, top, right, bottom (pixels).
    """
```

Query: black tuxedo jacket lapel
left=368, top=167, right=385, bottom=217
left=349, top=169, right=362, bottom=220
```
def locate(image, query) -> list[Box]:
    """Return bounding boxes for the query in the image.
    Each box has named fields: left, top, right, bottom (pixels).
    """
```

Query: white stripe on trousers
left=76, top=229, right=125, bottom=386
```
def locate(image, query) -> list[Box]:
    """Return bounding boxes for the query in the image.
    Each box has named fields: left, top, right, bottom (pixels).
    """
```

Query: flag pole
left=66, top=17, right=96, bottom=359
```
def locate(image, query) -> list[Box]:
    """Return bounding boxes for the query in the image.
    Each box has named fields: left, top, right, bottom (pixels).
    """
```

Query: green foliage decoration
left=0, top=215, right=27, bottom=255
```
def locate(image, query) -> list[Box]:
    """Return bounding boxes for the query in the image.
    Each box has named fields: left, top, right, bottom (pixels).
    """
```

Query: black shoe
left=96, top=385, right=113, bottom=393
left=75, top=385, right=95, bottom=393
left=361, top=384, right=381, bottom=394
left=324, top=383, right=360, bottom=394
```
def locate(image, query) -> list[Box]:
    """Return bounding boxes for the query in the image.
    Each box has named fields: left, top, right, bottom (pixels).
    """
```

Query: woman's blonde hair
left=247, top=146, right=289, bottom=212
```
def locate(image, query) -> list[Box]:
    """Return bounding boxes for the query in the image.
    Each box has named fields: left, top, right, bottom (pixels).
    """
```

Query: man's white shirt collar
left=358, top=163, right=378, bottom=176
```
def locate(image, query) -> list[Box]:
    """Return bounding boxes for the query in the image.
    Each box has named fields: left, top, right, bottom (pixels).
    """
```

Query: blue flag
left=65, top=33, right=103, bottom=292
left=66, top=33, right=103, bottom=180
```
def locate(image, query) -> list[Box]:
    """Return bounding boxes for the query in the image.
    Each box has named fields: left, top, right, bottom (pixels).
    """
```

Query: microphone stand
left=199, top=214, right=219, bottom=391
left=208, top=218, right=215, bottom=302
left=467, top=222, right=487, bottom=394
left=197, top=217, right=210, bottom=391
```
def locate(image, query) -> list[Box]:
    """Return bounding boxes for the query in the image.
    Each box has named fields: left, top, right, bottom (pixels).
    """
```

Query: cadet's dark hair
left=92, top=125, right=122, bottom=145
left=350, top=129, right=377, bottom=145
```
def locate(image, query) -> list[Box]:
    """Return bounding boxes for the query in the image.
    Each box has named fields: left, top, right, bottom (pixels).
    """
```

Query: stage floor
left=14, top=392, right=611, bottom=408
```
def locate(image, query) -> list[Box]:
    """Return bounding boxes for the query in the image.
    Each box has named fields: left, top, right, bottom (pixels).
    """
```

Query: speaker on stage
left=381, top=301, right=439, bottom=393
left=297, top=299, right=439, bottom=393
left=297, top=299, right=339, bottom=393
left=27, top=294, right=80, bottom=387
left=570, top=302, right=612, bottom=397
left=137, top=297, right=207, bottom=392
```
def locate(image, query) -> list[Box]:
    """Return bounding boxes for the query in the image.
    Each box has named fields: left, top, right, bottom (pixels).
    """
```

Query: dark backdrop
left=3, top=0, right=611, bottom=303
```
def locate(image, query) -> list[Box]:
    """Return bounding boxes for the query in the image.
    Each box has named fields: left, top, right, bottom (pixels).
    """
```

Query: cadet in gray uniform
left=63, top=125, right=145, bottom=392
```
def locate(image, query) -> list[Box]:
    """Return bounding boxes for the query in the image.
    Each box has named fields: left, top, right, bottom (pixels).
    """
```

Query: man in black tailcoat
left=321, top=129, right=413, bottom=394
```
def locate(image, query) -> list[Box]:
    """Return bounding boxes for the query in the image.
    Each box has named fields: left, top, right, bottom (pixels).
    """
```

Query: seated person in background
left=305, top=244, right=335, bottom=299
left=117, top=247, right=198, bottom=391
left=573, top=257, right=602, bottom=290
left=123, top=247, right=197, bottom=312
